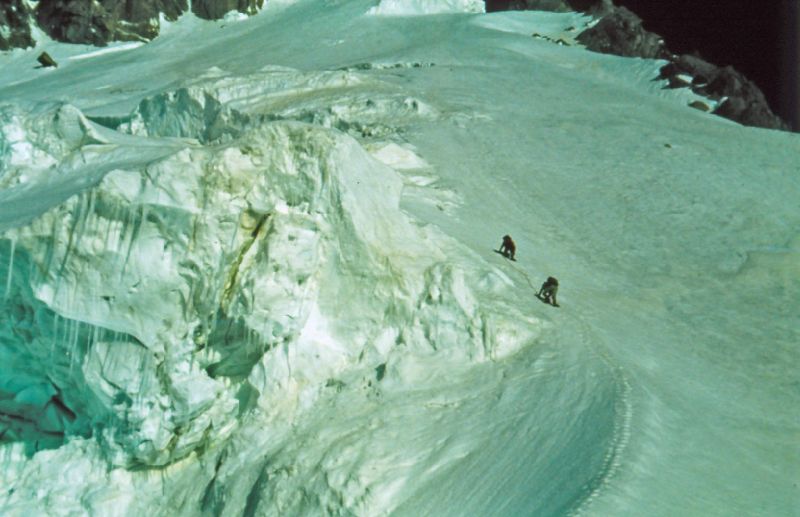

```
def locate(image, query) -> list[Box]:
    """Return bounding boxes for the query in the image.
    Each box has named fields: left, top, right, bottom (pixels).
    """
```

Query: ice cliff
left=0, top=65, right=538, bottom=514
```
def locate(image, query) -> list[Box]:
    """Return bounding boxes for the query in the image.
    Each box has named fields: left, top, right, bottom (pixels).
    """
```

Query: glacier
left=0, top=1, right=798, bottom=516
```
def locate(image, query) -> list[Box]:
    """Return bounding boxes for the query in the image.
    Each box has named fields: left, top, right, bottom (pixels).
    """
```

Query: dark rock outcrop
left=192, top=0, right=264, bottom=20
left=576, top=6, right=668, bottom=59
left=37, top=51, right=58, bottom=68
left=0, top=0, right=36, bottom=50
left=688, top=100, right=710, bottom=112
left=496, top=1, right=664, bottom=58
left=659, top=56, right=788, bottom=130
left=0, top=0, right=269, bottom=50
left=35, top=0, right=188, bottom=46
left=494, top=0, right=790, bottom=131
left=564, top=0, right=613, bottom=17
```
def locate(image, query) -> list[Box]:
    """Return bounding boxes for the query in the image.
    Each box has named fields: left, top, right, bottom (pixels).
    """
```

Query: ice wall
left=0, top=67, right=540, bottom=514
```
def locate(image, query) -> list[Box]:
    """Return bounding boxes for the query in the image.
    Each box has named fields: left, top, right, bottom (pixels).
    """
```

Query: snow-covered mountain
left=0, top=1, right=798, bottom=515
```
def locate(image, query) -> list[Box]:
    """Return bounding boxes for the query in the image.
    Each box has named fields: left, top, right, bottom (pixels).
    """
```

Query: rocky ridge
left=657, top=54, right=788, bottom=131
left=0, top=0, right=35, bottom=51
left=493, top=0, right=789, bottom=131
left=1, top=0, right=264, bottom=48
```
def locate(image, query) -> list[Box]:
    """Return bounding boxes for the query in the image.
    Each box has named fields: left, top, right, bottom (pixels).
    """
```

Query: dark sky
left=486, top=1, right=800, bottom=130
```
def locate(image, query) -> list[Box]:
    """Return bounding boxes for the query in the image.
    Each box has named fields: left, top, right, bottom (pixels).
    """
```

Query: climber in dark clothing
left=537, top=276, right=559, bottom=306
left=499, top=235, right=516, bottom=260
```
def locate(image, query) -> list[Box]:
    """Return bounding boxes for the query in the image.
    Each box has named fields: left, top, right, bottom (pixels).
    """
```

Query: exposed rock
left=0, top=0, right=36, bottom=50
left=704, top=65, right=749, bottom=98
left=35, top=0, right=109, bottom=46
left=564, top=0, right=614, bottom=17
left=509, top=0, right=790, bottom=131
left=493, top=0, right=657, bottom=56
left=688, top=100, right=710, bottom=112
left=37, top=51, right=58, bottom=68
left=713, top=94, right=788, bottom=131
left=532, top=33, right=571, bottom=46
left=494, top=1, right=662, bottom=59
left=192, top=0, right=264, bottom=20
left=1, top=0, right=269, bottom=49
left=28, top=0, right=268, bottom=47
left=660, top=56, right=789, bottom=130
left=35, top=0, right=188, bottom=45
left=676, top=54, right=717, bottom=83
left=576, top=6, right=668, bottom=59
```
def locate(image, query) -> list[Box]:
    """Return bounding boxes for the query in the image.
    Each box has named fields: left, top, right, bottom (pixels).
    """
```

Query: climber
left=537, top=276, right=559, bottom=307
left=499, top=235, right=516, bottom=260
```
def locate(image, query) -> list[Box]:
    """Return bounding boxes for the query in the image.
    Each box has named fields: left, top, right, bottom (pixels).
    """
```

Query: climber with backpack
left=537, top=276, right=559, bottom=307
left=498, top=235, right=516, bottom=260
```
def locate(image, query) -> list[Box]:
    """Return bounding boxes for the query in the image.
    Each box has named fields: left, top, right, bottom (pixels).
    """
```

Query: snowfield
left=0, top=1, right=798, bottom=516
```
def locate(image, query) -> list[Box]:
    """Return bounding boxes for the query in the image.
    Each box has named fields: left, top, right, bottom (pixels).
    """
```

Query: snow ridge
left=367, top=0, right=485, bottom=16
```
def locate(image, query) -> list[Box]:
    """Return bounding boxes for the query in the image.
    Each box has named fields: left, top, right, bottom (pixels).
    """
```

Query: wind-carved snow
left=68, top=43, right=145, bottom=61
left=367, top=141, right=461, bottom=214
left=0, top=65, right=542, bottom=513
left=109, top=65, right=438, bottom=144
left=367, top=0, right=485, bottom=16
left=474, top=10, right=588, bottom=40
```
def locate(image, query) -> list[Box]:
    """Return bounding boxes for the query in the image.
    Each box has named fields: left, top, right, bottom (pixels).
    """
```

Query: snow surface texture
left=0, top=1, right=798, bottom=516
left=367, top=0, right=484, bottom=15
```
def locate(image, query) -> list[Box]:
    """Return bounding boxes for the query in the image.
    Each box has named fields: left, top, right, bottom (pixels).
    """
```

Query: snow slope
left=0, top=1, right=798, bottom=516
